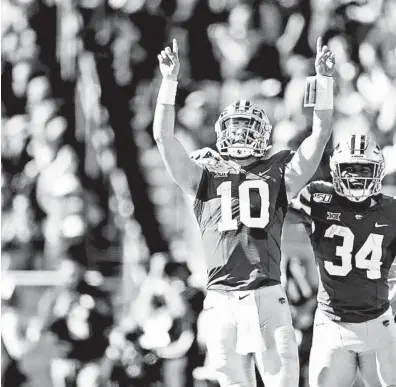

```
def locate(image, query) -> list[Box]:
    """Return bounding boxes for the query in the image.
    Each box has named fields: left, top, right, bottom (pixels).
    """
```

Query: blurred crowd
left=1, top=0, right=396, bottom=386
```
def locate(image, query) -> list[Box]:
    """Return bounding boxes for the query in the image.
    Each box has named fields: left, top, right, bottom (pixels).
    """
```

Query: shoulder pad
left=383, top=194, right=396, bottom=202
left=193, top=156, right=220, bottom=169
left=309, top=180, right=334, bottom=194
left=380, top=195, right=396, bottom=215
left=271, top=149, right=294, bottom=162
left=308, top=181, right=335, bottom=203
left=196, top=158, right=241, bottom=176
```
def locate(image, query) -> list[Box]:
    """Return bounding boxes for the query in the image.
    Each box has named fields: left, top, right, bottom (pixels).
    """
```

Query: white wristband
left=314, top=76, right=333, bottom=110
left=157, top=79, right=178, bottom=105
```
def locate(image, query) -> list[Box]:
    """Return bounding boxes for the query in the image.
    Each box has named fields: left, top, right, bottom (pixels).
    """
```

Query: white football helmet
left=215, top=100, right=272, bottom=159
left=330, top=134, right=385, bottom=202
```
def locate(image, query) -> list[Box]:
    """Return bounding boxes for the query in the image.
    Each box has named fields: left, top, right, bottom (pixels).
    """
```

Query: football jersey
left=290, top=181, right=396, bottom=323
left=193, top=150, right=294, bottom=291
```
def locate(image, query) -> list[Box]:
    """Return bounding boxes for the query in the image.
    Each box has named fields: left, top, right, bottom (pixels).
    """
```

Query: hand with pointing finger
left=158, top=38, right=180, bottom=81
left=315, top=37, right=336, bottom=77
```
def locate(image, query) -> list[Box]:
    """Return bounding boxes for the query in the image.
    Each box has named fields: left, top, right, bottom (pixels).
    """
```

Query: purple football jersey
left=290, top=181, right=396, bottom=322
left=194, top=150, right=294, bottom=291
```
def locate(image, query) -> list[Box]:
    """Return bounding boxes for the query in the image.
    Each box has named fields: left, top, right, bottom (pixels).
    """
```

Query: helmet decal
left=348, top=134, right=369, bottom=155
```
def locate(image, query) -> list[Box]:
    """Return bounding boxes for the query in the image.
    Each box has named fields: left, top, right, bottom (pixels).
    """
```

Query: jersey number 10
left=324, top=224, right=384, bottom=279
left=217, top=180, right=270, bottom=232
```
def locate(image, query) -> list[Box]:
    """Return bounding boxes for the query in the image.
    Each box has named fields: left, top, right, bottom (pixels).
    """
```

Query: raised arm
left=285, top=37, right=335, bottom=201
left=153, top=39, right=203, bottom=197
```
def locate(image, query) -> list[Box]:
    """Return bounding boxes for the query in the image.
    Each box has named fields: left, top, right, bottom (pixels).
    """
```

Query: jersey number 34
left=324, top=224, right=384, bottom=279
left=217, top=180, right=270, bottom=232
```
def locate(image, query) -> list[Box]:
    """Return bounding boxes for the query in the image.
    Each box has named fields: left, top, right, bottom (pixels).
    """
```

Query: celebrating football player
left=153, top=37, right=335, bottom=387
left=289, top=135, right=396, bottom=387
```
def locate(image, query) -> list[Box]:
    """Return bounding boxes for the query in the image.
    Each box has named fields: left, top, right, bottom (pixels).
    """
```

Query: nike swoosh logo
left=375, top=222, right=389, bottom=228
left=258, top=169, right=271, bottom=177
left=239, top=294, right=250, bottom=300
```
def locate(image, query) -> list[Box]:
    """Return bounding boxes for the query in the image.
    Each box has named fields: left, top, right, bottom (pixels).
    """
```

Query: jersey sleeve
left=192, top=162, right=213, bottom=224
left=194, top=165, right=211, bottom=202
left=388, top=216, right=396, bottom=279
left=289, top=183, right=313, bottom=220
left=389, top=236, right=396, bottom=279
left=285, top=150, right=296, bottom=164
left=190, top=152, right=219, bottom=200
left=272, top=149, right=295, bottom=168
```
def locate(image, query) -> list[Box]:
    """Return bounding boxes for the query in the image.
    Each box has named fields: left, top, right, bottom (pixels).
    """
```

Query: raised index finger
left=316, top=37, right=322, bottom=54
left=172, top=38, right=179, bottom=57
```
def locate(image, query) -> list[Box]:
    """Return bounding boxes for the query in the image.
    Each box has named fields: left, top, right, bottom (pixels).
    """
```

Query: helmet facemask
left=330, top=135, right=385, bottom=202
left=331, top=161, right=384, bottom=202
left=215, top=107, right=272, bottom=159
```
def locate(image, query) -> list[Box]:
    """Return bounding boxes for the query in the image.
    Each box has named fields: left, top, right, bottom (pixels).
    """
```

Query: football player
left=289, top=135, right=396, bottom=387
left=154, top=37, right=335, bottom=387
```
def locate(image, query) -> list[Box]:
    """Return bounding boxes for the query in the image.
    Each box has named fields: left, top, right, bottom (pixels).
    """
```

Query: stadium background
left=1, top=0, right=396, bottom=386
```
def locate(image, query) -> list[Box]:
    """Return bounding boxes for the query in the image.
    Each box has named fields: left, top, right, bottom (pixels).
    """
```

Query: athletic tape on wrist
left=303, top=76, right=333, bottom=110
left=315, top=76, right=333, bottom=110
left=157, top=79, right=178, bottom=105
